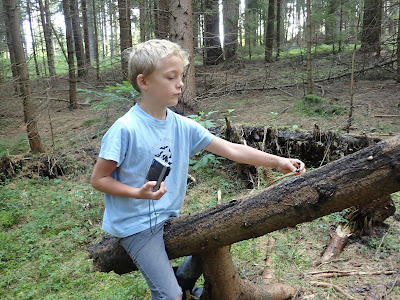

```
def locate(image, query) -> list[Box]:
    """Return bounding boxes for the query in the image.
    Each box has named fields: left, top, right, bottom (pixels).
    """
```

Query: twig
left=307, top=269, right=396, bottom=278
left=375, top=230, right=389, bottom=256
left=310, top=281, right=356, bottom=300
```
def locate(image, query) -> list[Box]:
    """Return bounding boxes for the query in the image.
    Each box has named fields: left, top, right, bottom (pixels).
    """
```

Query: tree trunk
left=118, top=0, right=132, bottom=78
left=139, top=0, right=146, bottom=42
left=27, top=0, right=40, bottom=76
left=170, top=0, right=196, bottom=110
left=3, top=0, right=45, bottom=153
left=306, top=0, right=313, bottom=94
left=201, top=246, right=295, bottom=299
left=275, top=0, right=281, bottom=60
left=204, top=0, right=223, bottom=65
left=397, top=1, right=400, bottom=83
left=70, top=0, right=87, bottom=77
left=87, top=135, right=400, bottom=275
left=63, top=0, right=78, bottom=109
left=154, top=0, right=169, bottom=39
left=81, top=0, right=91, bottom=65
left=361, top=0, right=382, bottom=55
left=223, top=0, right=239, bottom=61
left=38, top=0, right=56, bottom=76
left=4, top=0, right=20, bottom=94
left=264, top=0, right=275, bottom=62
left=92, top=0, right=100, bottom=79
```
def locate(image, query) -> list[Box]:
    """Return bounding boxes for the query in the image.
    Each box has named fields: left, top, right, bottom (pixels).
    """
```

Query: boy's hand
left=277, top=158, right=306, bottom=175
left=139, top=181, right=167, bottom=200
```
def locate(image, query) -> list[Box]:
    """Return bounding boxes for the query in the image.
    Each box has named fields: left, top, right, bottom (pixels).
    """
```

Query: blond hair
left=127, top=39, right=189, bottom=92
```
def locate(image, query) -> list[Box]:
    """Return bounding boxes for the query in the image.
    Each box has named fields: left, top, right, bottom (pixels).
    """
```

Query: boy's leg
left=119, top=222, right=181, bottom=300
left=175, top=255, right=203, bottom=298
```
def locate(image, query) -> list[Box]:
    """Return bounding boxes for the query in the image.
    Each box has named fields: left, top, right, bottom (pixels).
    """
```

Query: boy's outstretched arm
left=90, top=158, right=167, bottom=200
left=204, top=136, right=306, bottom=174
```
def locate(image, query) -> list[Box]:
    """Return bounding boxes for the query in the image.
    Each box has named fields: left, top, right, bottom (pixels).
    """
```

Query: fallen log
left=87, top=135, right=400, bottom=275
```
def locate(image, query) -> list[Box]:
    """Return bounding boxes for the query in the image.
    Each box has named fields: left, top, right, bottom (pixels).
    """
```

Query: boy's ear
left=136, top=74, right=148, bottom=91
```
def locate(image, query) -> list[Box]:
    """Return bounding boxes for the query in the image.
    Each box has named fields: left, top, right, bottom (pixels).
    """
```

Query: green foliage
left=79, top=81, right=139, bottom=110
left=295, top=94, right=348, bottom=118
left=189, top=152, right=224, bottom=173
left=0, top=178, right=150, bottom=299
left=187, top=110, right=219, bottom=129
left=0, top=134, right=29, bottom=156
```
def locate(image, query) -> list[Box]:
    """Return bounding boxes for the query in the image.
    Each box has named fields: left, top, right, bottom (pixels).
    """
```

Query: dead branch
left=310, top=281, right=356, bottom=299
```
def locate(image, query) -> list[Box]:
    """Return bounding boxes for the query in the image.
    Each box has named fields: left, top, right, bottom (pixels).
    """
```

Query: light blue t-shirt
left=99, top=104, right=214, bottom=237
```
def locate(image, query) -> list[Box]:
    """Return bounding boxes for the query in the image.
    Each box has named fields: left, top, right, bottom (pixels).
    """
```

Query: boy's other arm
left=204, top=136, right=305, bottom=174
left=90, top=158, right=167, bottom=200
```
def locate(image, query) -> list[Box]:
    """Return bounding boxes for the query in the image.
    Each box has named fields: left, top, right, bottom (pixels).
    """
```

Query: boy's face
left=142, top=54, right=185, bottom=107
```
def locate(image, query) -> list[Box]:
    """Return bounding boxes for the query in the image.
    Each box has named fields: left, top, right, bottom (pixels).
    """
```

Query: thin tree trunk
left=87, top=135, right=400, bottom=274
left=139, top=0, right=146, bottom=42
left=265, top=0, right=275, bottom=62
left=81, top=0, right=91, bottom=65
left=306, top=0, right=313, bottom=94
left=204, top=0, right=224, bottom=65
left=92, top=0, right=100, bottom=79
left=397, top=1, right=400, bottom=83
left=70, top=0, right=87, bottom=77
left=38, top=0, right=56, bottom=76
left=275, top=0, right=281, bottom=59
left=63, top=0, right=78, bottom=109
left=154, top=0, right=169, bottom=39
left=223, top=0, right=239, bottom=61
left=3, top=0, right=45, bottom=153
left=118, top=0, right=132, bottom=78
left=27, top=0, right=40, bottom=76
left=4, top=9, right=19, bottom=94
left=170, top=0, right=196, bottom=110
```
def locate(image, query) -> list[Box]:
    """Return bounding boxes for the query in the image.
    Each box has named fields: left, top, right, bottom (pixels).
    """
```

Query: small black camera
left=146, top=157, right=171, bottom=191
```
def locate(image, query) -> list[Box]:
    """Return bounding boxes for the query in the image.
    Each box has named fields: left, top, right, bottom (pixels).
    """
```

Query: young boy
left=90, top=39, right=305, bottom=300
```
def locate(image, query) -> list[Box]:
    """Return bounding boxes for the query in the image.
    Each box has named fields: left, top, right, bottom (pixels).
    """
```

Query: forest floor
left=0, top=49, right=399, bottom=299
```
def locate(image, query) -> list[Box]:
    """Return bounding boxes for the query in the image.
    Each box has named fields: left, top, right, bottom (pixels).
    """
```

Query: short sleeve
left=188, top=118, right=214, bottom=155
left=99, top=121, right=130, bottom=167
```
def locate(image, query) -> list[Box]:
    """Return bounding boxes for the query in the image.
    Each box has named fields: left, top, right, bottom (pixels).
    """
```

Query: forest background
left=0, top=0, right=399, bottom=299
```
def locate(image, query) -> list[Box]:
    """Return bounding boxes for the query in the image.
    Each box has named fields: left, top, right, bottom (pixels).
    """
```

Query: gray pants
left=119, top=220, right=202, bottom=300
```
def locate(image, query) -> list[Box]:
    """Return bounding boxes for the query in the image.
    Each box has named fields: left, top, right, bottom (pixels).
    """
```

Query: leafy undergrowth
left=1, top=166, right=399, bottom=299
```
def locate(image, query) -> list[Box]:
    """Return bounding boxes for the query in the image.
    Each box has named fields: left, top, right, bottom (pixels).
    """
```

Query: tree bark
left=38, top=0, right=56, bottom=76
left=4, top=1, right=20, bottom=94
left=275, top=0, right=281, bottom=59
left=92, top=0, right=100, bottom=79
left=204, top=0, right=223, bottom=65
left=63, top=0, right=78, bottom=109
left=3, top=0, right=45, bottom=153
left=27, top=0, right=40, bottom=76
left=306, top=0, right=313, bottom=94
left=223, top=0, right=239, bottom=61
left=154, top=0, right=169, bottom=39
left=361, top=0, right=382, bottom=55
left=118, top=0, right=132, bottom=78
left=87, top=135, right=400, bottom=275
left=264, top=0, right=275, bottom=62
left=81, top=0, right=91, bottom=65
left=70, top=0, right=87, bottom=77
left=201, top=246, right=295, bottom=299
left=170, top=0, right=196, bottom=110
left=397, top=1, right=400, bottom=83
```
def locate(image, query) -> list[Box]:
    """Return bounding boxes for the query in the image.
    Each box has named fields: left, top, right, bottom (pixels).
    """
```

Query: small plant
left=189, top=152, right=224, bottom=173
left=187, top=111, right=219, bottom=129
left=79, top=81, right=139, bottom=110
left=219, top=109, right=237, bottom=124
